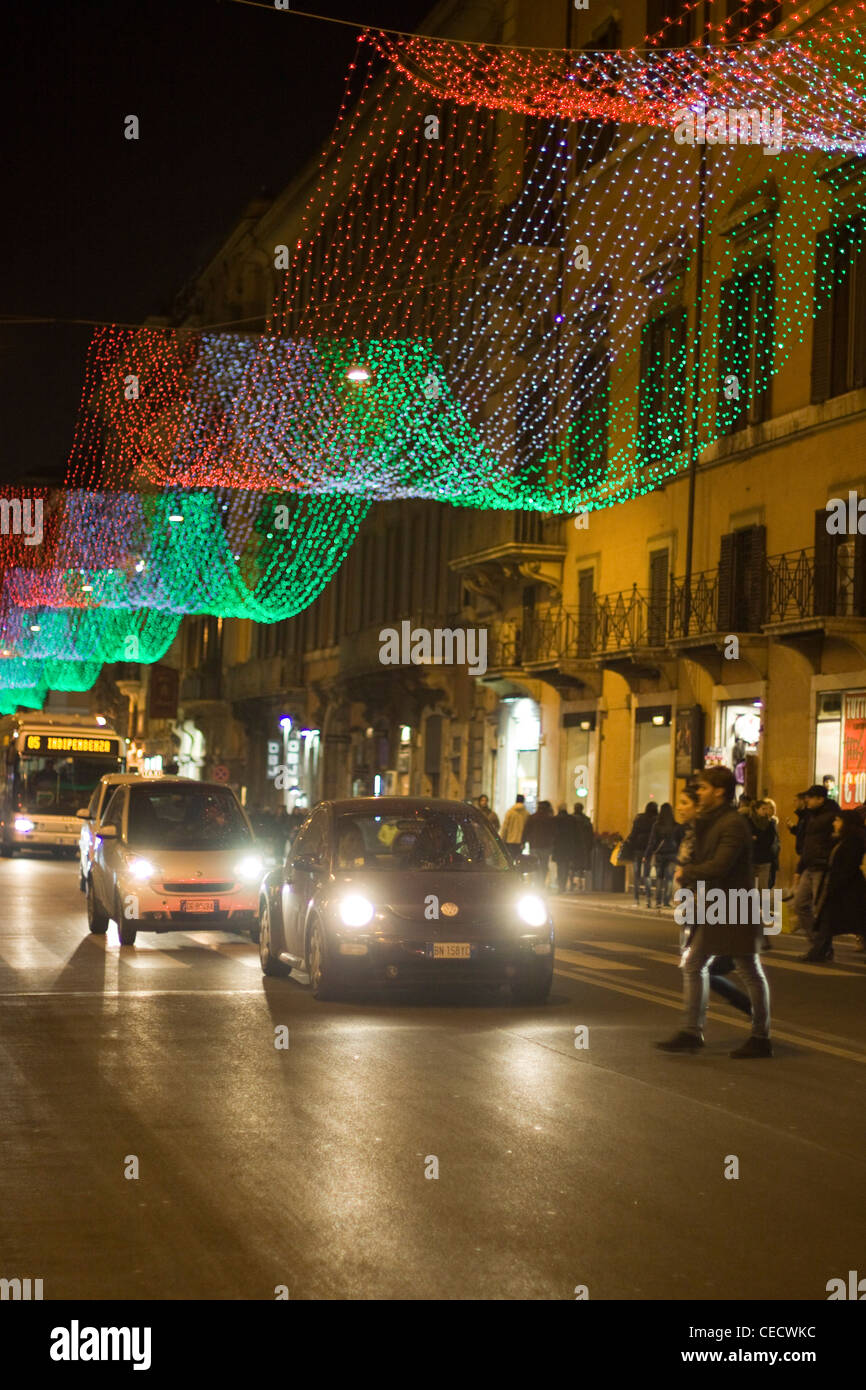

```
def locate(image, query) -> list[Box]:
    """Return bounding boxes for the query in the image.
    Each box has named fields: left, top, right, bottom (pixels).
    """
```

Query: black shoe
left=798, top=950, right=833, bottom=963
left=730, top=1036, right=773, bottom=1059
left=655, top=1030, right=704, bottom=1053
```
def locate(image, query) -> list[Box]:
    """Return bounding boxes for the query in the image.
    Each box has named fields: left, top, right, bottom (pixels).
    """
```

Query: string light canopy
left=5, top=0, right=866, bottom=710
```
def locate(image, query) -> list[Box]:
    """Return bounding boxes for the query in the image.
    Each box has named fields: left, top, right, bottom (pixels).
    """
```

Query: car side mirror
left=76, top=808, right=89, bottom=819
left=97, top=825, right=118, bottom=840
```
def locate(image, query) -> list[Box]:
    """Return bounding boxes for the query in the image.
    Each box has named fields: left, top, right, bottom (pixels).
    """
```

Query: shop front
left=815, top=686, right=866, bottom=808
left=497, top=696, right=540, bottom=817
left=633, top=705, right=672, bottom=811
left=561, top=709, right=597, bottom=821
left=709, top=697, right=764, bottom=796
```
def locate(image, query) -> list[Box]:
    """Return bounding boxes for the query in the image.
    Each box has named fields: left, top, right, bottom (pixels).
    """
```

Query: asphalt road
left=1, top=854, right=864, bottom=1301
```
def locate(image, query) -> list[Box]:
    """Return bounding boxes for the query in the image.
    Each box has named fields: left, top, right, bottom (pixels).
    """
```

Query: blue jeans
left=682, top=929, right=770, bottom=1038
left=656, top=859, right=677, bottom=907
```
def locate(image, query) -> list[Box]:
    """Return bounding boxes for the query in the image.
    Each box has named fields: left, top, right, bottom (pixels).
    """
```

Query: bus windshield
left=16, top=756, right=121, bottom=816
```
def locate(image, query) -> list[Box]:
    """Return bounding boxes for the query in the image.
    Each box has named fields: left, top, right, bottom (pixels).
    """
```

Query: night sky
left=0, top=0, right=433, bottom=488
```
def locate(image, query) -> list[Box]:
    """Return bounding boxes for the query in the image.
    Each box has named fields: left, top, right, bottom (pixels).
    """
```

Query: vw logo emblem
left=441, top=902, right=459, bottom=917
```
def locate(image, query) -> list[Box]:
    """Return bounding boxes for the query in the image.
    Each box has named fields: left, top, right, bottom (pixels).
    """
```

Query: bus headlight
left=14, top=817, right=34, bottom=834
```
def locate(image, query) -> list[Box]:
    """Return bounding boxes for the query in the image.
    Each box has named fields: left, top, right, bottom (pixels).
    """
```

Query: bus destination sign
left=22, top=734, right=121, bottom=756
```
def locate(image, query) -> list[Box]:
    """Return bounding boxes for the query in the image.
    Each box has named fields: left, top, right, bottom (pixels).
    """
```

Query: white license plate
left=182, top=899, right=215, bottom=913
left=432, top=942, right=471, bottom=959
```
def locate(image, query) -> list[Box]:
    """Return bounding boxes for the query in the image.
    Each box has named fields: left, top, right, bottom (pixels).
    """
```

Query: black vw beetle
left=255, top=797, right=554, bottom=1002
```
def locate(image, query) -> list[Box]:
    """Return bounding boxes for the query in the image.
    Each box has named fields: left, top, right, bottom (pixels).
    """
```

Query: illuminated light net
left=5, top=0, right=866, bottom=708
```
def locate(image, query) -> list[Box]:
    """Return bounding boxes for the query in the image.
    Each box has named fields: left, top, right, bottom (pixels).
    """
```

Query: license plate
left=182, top=899, right=215, bottom=913
left=432, top=942, right=471, bottom=959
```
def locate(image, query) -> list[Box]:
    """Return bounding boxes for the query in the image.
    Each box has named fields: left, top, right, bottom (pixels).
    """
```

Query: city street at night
left=2, top=854, right=863, bottom=1303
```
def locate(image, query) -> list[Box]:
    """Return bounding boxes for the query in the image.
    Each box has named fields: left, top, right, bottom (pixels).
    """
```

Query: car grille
left=162, top=881, right=235, bottom=894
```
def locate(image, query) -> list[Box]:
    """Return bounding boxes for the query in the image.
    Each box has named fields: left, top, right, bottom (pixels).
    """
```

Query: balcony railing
left=668, top=568, right=721, bottom=640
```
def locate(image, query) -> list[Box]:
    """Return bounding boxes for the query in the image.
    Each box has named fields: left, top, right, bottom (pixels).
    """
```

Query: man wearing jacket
left=501, top=794, right=528, bottom=849
left=792, top=784, right=841, bottom=943
left=656, top=765, right=772, bottom=1059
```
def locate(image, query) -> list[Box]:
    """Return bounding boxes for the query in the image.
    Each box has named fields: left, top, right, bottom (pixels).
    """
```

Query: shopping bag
left=609, top=842, right=622, bottom=867
left=780, top=898, right=797, bottom=934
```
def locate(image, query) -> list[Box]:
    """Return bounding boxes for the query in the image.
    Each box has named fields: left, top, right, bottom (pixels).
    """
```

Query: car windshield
left=127, top=787, right=251, bottom=850
left=16, top=756, right=121, bottom=815
left=333, top=810, right=512, bottom=872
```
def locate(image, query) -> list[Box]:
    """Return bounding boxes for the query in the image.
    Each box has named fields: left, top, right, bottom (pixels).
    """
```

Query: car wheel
left=249, top=911, right=260, bottom=945
left=86, top=879, right=109, bottom=935
left=510, top=970, right=552, bottom=1005
left=259, top=900, right=288, bottom=977
left=116, top=894, right=137, bottom=946
left=308, top=920, right=342, bottom=1001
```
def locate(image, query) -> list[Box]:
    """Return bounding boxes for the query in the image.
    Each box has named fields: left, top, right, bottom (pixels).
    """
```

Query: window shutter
left=852, top=217, right=866, bottom=391
left=853, top=530, right=866, bottom=617
left=717, top=532, right=736, bottom=631
left=668, top=306, right=688, bottom=453
left=717, top=275, right=739, bottom=434
left=743, top=524, right=767, bottom=629
left=813, top=506, right=837, bottom=615
left=637, top=320, right=654, bottom=463
left=811, top=230, right=835, bottom=404
left=752, top=261, right=774, bottom=423
left=648, top=549, right=669, bottom=645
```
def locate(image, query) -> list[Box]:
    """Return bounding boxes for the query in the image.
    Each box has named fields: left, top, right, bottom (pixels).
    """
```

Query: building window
left=717, top=524, right=767, bottom=631
left=813, top=507, right=866, bottom=616
left=638, top=307, right=687, bottom=464
left=647, top=548, right=669, bottom=646
left=811, top=214, right=866, bottom=402
left=717, top=262, right=774, bottom=433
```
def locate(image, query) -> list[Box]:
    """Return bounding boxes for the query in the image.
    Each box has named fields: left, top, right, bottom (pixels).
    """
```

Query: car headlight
left=235, top=853, right=264, bottom=883
left=129, top=858, right=156, bottom=882
left=516, top=893, right=548, bottom=928
left=14, top=817, right=34, bottom=834
left=339, top=893, right=375, bottom=928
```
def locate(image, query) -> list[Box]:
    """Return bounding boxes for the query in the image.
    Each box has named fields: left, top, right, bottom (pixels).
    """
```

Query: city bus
left=0, top=712, right=126, bottom=857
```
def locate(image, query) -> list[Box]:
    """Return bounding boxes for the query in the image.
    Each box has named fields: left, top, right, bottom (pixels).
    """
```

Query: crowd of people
left=491, top=794, right=595, bottom=893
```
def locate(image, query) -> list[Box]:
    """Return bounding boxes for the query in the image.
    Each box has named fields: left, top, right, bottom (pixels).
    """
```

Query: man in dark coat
left=552, top=806, right=578, bottom=893
left=792, top=784, right=841, bottom=943
left=656, top=765, right=772, bottom=1059
left=572, top=802, right=594, bottom=888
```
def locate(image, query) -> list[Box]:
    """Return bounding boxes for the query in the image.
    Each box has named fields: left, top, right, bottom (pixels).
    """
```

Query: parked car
left=255, top=797, right=554, bottom=1002
left=86, top=778, right=263, bottom=945
left=76, top=773, right=142, bottom=892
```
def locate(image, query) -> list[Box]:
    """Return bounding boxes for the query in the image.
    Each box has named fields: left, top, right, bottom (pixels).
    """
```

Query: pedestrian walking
left=551, top=805, right=578, bottom=893
left=674, top=785, right=752, bottom=1017
left=792, top=784, right=841, bottom=944
left=476, top=794, right=500, bottom=833
left=621, top=801, right=658, bottom=905
left=571, top=802, right=594, bottom=891
left=501, top=794, right=528, bottom=849
left=798, top=810, right=866, bottom=962
left=783, top=791, right=809, bottom=896
left=644, top=801, right=680, bottom=908
left=522, top=799, right=556, bottom=886
left=656, top=766, right=772, bottom=1058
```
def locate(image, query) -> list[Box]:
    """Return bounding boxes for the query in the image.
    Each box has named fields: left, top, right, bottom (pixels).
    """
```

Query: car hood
left=119, top=848, right=255, bottom=878
left=331, top=868, right=540, bottom=924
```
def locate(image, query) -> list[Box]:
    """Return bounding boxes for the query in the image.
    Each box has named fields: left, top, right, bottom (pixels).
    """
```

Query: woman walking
left=622, top=801, right=658, bottom=906
left=644, top=802, right=681, bottom=908
left=799, top=810, right=866, bottom=962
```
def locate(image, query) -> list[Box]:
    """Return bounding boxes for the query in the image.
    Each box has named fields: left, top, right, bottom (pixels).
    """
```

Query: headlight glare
left=129, top=858, right=156, bottom=882
left=235, top=854, right=264, bottom=883
left=517, top=893, right=548, bottom=928
left=14, top=817, right=34, bottom=833
left=339, top=893, right=375, bottom=928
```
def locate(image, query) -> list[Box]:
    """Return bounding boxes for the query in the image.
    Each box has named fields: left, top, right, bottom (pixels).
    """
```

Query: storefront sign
left=266, top=740, right=280, bottom=780
left=840, top=692, right=866, bottom=808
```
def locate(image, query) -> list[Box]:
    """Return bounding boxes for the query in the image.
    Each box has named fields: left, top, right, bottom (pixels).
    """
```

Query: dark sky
left=0, top=0, right=433, bottom=487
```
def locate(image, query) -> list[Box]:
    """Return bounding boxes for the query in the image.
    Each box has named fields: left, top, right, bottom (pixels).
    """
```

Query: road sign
left=212, top=764, right=230, bottom=783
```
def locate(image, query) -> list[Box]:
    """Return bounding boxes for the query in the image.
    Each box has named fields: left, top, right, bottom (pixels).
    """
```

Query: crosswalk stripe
left=555, top=946, right=642, bottom=972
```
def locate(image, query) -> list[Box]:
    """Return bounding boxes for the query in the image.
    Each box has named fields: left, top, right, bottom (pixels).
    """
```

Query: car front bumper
left=118, top=880, right=259, bottom=930
left=327, top=928, right=554, bottom=985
